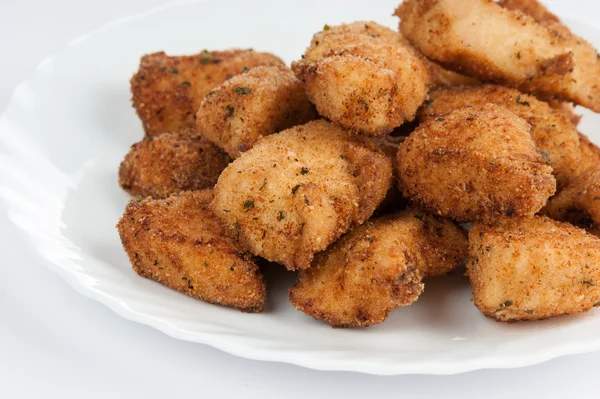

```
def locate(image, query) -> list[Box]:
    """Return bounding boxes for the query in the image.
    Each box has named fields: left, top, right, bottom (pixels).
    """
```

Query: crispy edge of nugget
left=212, top=119, right=392, bottom=271
left=497, top=0, right=560, bottom=25
left=419, top=85, right=582, bottom=189
left=130, top=49, right=285, bottom=136
left=196, top=65, right=317, bottom=158
left=397, top=104, right=556, bottom=223
left=116, top=190, right=266, bottom=312
left=292, top=22, right=429, bottom=136
left=118, top=129, right=231, bottom=198
left=578, top=132, right=600, bottom=171
left=468, top=216, right=600, bottom=321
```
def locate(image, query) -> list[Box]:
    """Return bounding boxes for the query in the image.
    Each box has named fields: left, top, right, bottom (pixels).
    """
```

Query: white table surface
left=1, top=0, right=600, bottom=397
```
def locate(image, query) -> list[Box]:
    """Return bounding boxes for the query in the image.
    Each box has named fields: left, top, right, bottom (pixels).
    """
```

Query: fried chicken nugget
left=118, top=129, right=231, bottom=198
left=292, top=22, right=429, bottom=136
left=396, top=0, right=600, bottom=112
left=289, top=209, right=467, bottom=327
left=468, top=216, right=600, bottom=321
left=397, top=104, right=556, bottom=222
left=196, top=66, right=317, bottom=158
left=131, top=49, right=285, bottom=136
left=212, top=120, right=392, bottom=271
left=116, top=190, right=266, bottom=312
left=419, top=85, right=582, bottom=188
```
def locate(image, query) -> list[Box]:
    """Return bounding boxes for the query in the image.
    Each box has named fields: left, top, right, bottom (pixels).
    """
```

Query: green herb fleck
left=235, top=86, right=252, bottom=95
left=583, top=280, right=595, bottom=286
left=182, top=276, right=188, bottom=281
left=204, top=262, right=209, bottom=267
left=292, top=184, right=301, bottom=194
left=181, top=81, right=191, bottom=87
left=358, top=99, right=368, bottom=110
left=226, top=105, right=234, bottom=117
left=244, top=200, right=255, bottom=210
left=436, top=117, right=445, bottom=122
left=323, top=24, right=330, bottom=31
left=137, top=196, right=143, bottom=202
left=301, top=167, right=310, bottom=175
left=230, top=263, right=236, bottom=271
left=525, top=309, right=533, bottom=314
left=259, top=178, right=267, bottom=190
left=277, top=211, right=285, bottom=221
left=243, top=66, right=249, bottom=73
left=515, top=95, right=530, bottom=106
left=540, top=151, right=551, bottom=165
left=495, top=300, right=513, bottom=312
left=200, top=50, right=211, bottom=64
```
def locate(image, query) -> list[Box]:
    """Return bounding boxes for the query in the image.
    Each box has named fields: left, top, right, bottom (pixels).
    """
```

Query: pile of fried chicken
left=117, top=0, right=600, bottom=327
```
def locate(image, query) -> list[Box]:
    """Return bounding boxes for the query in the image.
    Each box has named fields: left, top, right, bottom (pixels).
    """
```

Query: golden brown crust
left=116, top=191, right=266, bottom=312
left=419, top=85, right=582, bottom=188
left=468, top=216, right=600, bottom=321
left=292, top=22, right=429, bottom=136
left=118, top=129, right=231, bottom=198
left=196, top=66, right=317, bottom=157
left=396, top=0, right=600, bottom=111
left=289, top=209, right=467, bottom=327
left=497, top=0, right=560, bottom=25
left=131, top=50, right=285, bottom=136
left=397, top=104, right=556, bottom=223
left=212, top=119, right=392, bottom=270
left=546, top=100, right=581, bottom=126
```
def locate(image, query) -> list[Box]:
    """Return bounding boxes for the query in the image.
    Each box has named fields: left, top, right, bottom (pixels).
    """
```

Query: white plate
left=1, top=0, right=600, bottom=376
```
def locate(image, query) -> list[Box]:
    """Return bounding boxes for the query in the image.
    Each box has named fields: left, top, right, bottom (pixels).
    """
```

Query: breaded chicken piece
left=419, top=85, right=581, bottom=188
left=196, top=66, right=317, bottom=158
left=468, top=216, right=600, bottom=321
left=578, top=132, right=600, bottom=171
left=116, top=190, right=266, bottom=312
left=543, top=166, right=600, bottom=231
left=292, top=22, right=429, bottom=136
left=131, top=49, right=285, bottom=136
left=212, top=120, right=392, bottom=271
left=397, top=104, right=556, bottom=222
left=396, top=0, right=600, bottom=112
left=289, top=209, right=467, bottom=327
left=118, top=129, right=231, bottom=198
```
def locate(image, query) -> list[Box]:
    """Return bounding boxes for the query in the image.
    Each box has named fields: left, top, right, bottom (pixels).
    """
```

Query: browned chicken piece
left=396, top=0, right=600, bottom=112
left=212, top=119, right=392, bottom=271
left=118, top=129, right=231, bottom=198
left=292, top=21, right=430, bottom=136
left=116, top=190, right=266, bottom=312
left=289, top=209, right=467, bottom=327
left=419, top=85, right=582, bottom=188
left=131, top=49, right=285, bottom=136
left=397, top=104, right=556, bottom=223
left=196, top=66, right=317, bottom=158
left=468, top=216, right=600, bottom=321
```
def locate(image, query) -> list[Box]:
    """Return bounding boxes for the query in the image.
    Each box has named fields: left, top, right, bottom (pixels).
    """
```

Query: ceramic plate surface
left=1, top=0, right=600, bottom=375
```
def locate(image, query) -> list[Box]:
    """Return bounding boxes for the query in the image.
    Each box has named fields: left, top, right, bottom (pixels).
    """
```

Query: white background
left=1, top=0, right=600, bottom=397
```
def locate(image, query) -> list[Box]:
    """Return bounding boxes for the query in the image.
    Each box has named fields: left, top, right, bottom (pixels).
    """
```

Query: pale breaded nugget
left=212, top=120, right=392, bottom=271
left=196, top=66, right=317, bottom=158
left=396, top=0, right=600, bottom=112
left=397, top=104, right=556, bottom=222
left=292, top=22, right=429, bottom=136
left=118, top=129, right=231, bottom=198
left=289, top=209, right=466, bottom=327
left=543, top=166, right=600, bottom=231
left=116, top=190, right=266, bottom=312
left=419, top=85, right=582, bottom=188
left=468, top=216, right=600, bottom=321
left=131, top=49, right=285, bottom=136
